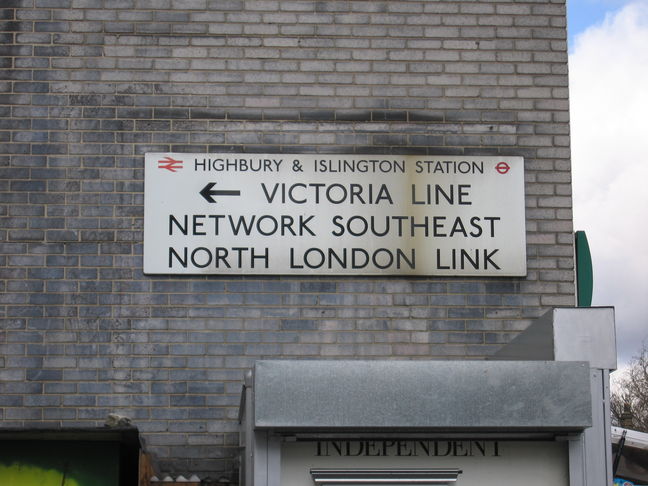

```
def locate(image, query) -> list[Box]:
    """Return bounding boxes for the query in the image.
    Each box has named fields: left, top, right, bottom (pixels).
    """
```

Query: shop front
left=239, top=308, right=616, bottom=486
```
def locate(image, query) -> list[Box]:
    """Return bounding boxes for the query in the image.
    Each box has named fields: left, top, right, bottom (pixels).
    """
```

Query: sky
left=568, top=0, right=648, bottom=367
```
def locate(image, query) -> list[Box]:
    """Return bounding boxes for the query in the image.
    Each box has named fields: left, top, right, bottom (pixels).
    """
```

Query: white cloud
left=570, top=1, right=648, bottom=364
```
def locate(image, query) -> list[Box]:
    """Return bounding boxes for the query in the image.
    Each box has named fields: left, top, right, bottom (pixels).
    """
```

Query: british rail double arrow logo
left=158, top=156, right=184, bottom=172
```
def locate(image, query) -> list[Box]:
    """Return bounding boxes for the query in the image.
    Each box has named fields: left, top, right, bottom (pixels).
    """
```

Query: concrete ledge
left=492, top=307, right=617, bottom=370
left=253, top=360, right=592, bottom=431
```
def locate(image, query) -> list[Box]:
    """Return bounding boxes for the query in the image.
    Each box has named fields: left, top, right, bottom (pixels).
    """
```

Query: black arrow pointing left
left=200, top=182, right=241, bottom=203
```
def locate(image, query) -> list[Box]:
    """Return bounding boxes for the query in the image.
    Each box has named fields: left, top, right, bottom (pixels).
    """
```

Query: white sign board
left=280, top=440, right=567, bottom=486
left=144, top=153, right=526, bottom=276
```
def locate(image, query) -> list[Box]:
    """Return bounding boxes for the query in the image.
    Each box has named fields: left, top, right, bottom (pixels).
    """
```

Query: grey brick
left=26, top=369, right=63, bottom=381
left=0, top=396, right=23, bottom=407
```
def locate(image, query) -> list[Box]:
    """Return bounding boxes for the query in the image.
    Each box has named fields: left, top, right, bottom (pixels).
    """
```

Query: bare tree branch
left=612, top=345, right=648, bottom=432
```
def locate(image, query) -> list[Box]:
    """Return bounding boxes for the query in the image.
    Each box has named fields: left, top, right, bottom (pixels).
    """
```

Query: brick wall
left=1, top=0, right=573, bottom=479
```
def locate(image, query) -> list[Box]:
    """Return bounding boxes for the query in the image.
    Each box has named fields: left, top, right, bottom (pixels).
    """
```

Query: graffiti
left=0, top=463, right=81, bottom=486
left=0, top=441, right=118, bottom=486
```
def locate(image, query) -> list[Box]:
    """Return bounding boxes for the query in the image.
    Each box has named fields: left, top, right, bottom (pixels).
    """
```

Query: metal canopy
left=253, top=360, right=592, bottom=431
left=612, top=427, right=648, bottom=483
